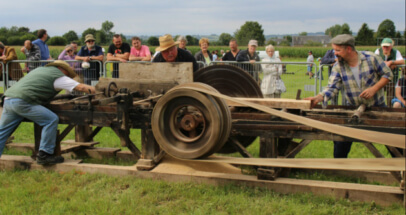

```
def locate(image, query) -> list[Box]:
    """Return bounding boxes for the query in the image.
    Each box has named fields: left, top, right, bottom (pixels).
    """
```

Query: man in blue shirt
left=32, top=29, right=52, bottom=61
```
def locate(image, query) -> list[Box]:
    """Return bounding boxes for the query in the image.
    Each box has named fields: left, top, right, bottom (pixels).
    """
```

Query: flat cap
left=331, top=34, right=355, bottom=47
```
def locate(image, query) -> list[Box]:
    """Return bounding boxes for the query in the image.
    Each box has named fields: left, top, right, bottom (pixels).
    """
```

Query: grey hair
left=0, top=42, right=4, bottom=49
left=265, top=45, right=275, bottom=51
left=177, top=35, right=188, bottom=43
left=65, top=44, right=73, bottom=50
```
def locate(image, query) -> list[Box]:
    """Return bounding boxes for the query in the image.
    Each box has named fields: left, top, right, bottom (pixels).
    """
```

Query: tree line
left=0, top=19, right=404, bottom=47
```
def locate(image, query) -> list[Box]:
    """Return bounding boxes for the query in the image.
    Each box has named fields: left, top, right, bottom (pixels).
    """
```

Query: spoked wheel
left=151, top=85, right=231, bottom=159
left=194, top=65, right=263, bottom=153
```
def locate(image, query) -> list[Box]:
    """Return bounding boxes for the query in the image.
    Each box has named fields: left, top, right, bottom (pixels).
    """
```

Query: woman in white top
left=261, top=45, right=284, bottom=98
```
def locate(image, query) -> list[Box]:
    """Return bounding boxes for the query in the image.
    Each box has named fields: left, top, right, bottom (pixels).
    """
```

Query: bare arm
left=74, top=83, right=96, bottom=94
left=395, top=87, right=406, bottom=106
left=359, top=77, right=390, bottom=99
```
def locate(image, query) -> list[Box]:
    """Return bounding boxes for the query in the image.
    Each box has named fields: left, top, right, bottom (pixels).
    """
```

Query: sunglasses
left=67, top=50, right=73, bottom=52
left=86, top=40, right=95, bottom=43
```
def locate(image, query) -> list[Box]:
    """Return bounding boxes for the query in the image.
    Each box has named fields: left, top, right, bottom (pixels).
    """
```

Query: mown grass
left=0, top=170, right=404, bottom=215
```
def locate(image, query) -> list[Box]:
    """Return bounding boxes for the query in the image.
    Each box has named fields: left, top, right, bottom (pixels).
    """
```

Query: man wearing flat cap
left=305, top=34, right=393, bottom=158
left=236, top=39, right=262, bottom=82
left=0, top=61, right=96, bottom=165
left=152, top=34, right=198, bottom=72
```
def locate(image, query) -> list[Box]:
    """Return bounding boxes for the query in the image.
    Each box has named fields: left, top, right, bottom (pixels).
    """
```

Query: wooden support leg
left=137, top=129, right=163, bottom=171
left=32, top=123, right=42, bottom=160
left=75, top=125, right=93, bottom=142
left=258, top=133, right=279, bottom=180
left=362, top=142, right=402, bottom=182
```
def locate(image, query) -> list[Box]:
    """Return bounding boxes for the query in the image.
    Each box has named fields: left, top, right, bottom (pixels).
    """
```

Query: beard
left=87, top=44, right=95, bottom=49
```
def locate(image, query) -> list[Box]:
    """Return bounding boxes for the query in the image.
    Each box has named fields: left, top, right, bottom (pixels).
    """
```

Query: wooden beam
left=226, top=98, right=311, bottom=109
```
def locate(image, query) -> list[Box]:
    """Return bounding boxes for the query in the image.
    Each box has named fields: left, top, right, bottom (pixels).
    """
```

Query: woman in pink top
left=129, top=37, right=151, bottom=61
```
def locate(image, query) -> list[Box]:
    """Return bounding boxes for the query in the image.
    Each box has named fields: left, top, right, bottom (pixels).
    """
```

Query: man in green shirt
left=0, top=60, right=95, bottom=165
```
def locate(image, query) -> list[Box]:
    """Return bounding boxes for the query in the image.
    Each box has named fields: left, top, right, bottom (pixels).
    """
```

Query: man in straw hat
left=0, top=61, right=96, bottom=165
left=305, top=34, right=393, bottom=158
left=152, top=34, right=198, bottom=72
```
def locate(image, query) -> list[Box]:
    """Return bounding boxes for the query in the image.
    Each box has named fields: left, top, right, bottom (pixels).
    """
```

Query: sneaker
left=37, top=150, right=64, bottom=165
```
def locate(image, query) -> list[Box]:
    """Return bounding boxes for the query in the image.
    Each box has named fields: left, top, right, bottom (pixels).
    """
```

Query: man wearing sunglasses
left=75, top=34, right=104, bottom=85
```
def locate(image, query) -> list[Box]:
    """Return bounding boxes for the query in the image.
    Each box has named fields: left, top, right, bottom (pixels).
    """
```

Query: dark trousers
left=333, top=141, right=352, bottom=158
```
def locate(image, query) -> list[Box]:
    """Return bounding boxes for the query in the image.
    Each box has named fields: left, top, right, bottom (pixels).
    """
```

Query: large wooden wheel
left=194, top=64, right=263, bottom=153
left=151, top=85, right=231, bottom=159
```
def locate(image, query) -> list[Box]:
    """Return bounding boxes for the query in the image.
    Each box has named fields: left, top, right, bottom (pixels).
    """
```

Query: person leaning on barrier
left=21, top=40, right=41, bottom=73
left=261, top=45, right=284, bottom=98
left=75, top=34, right=104, bottom=85
left=152, top=34, right=198, bottom=72
left=106, top=34, right=131, bottom=78
left=176, top=36, right=192, bottom=55
left=129, top=36, right=151, bottom=61
left=0, top=42, right=23, bottom=82
left=0, top=60, right=96, bottom=165
left=304, top=34, right=394, bottom=158
left=194, top=38, right=213, bottom=65
left=374, top=38, right=405, bottom=106
left=236, top=39, right=262, bottom=82
left=222, top=38, right=240, bottom=61
left=392, top=68, right=406, bottom=108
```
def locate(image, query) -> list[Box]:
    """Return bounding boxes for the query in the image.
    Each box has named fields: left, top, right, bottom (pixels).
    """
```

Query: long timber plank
left=0, top=155, right=403, bottom=207
left=193, top=156, right=406, bottom=171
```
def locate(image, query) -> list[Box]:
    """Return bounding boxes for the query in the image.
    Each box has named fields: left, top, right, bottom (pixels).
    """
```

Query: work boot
left=36, top=150, right=64, bottom=165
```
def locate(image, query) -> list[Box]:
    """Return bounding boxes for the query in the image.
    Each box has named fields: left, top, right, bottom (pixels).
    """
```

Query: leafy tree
left=47, top=36, right=67, bottom=46
left=6, top=36, right=23, bottom=45
left=299, top=32, right=307, bottom=36
left=376, top=19, right=396, bottom=39
left=325, top=24, right=342, bottom=37
left=20, top=34, right=37, bottom=42
left=355, top=23, right=374, bottom=45
left=324, top=23, right=352, bottom=37
left=186, top=35, right=199, bottom=45
left=101, top=20, right=115, bottom=43
left=95, top=30, right=107, bottom=45
left=63, top=30, right=79, bottom=43
left=266, top=39, right=276, bottom=46
left=147, top=36, right=159, bottom=46
left=18, top=27, right=30, bottom=34
left=341, top=23, right=352, bottom=35
left=234, top=21, right=265, bottom=46
left=279, top=40, right=291, bottom=46
left=81, top=28, right=97, bottom=43
left=218, top=33, right=233, bottom=45
left=284, top=35, right=292, bottom=43
left=0, top=35, right=7, bottom=44
left=394, top=31, right=404, bottom=45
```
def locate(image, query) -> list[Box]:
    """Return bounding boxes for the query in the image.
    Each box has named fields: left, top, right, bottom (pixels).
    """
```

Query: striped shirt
left=321, top=51, right=393, bottom=107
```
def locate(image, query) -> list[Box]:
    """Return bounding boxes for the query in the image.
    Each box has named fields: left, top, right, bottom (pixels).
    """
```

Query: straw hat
left=46, top=60, right=76, bottom=78
left=155, top=34, right=180, bottom=52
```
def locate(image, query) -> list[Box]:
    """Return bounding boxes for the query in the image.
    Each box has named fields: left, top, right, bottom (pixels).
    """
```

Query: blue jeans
left=0, top=98, right=59, bottom=156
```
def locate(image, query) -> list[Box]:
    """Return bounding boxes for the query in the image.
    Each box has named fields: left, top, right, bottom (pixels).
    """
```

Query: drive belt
left=181, top=86, right=406, bottom=149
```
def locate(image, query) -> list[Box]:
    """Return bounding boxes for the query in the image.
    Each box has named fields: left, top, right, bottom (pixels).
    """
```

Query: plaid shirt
left=321, top=51, right=393, bottom=107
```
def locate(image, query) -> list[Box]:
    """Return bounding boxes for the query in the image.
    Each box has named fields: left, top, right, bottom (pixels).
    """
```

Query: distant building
left=292, top=35, right=331, bottom=46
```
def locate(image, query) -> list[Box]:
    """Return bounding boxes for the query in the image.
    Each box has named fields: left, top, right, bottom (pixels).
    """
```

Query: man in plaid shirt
left=305, top=34, right=393, bottom=158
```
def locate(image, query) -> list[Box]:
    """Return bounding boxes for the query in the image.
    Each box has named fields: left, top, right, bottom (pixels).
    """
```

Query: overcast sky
left=1, top=0, right=405, bottom=37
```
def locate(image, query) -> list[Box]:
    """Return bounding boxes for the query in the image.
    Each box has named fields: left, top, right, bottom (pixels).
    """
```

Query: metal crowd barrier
left=3, top=60, right=104, bottom=92
left=210, top=61, right=318, bottom=99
